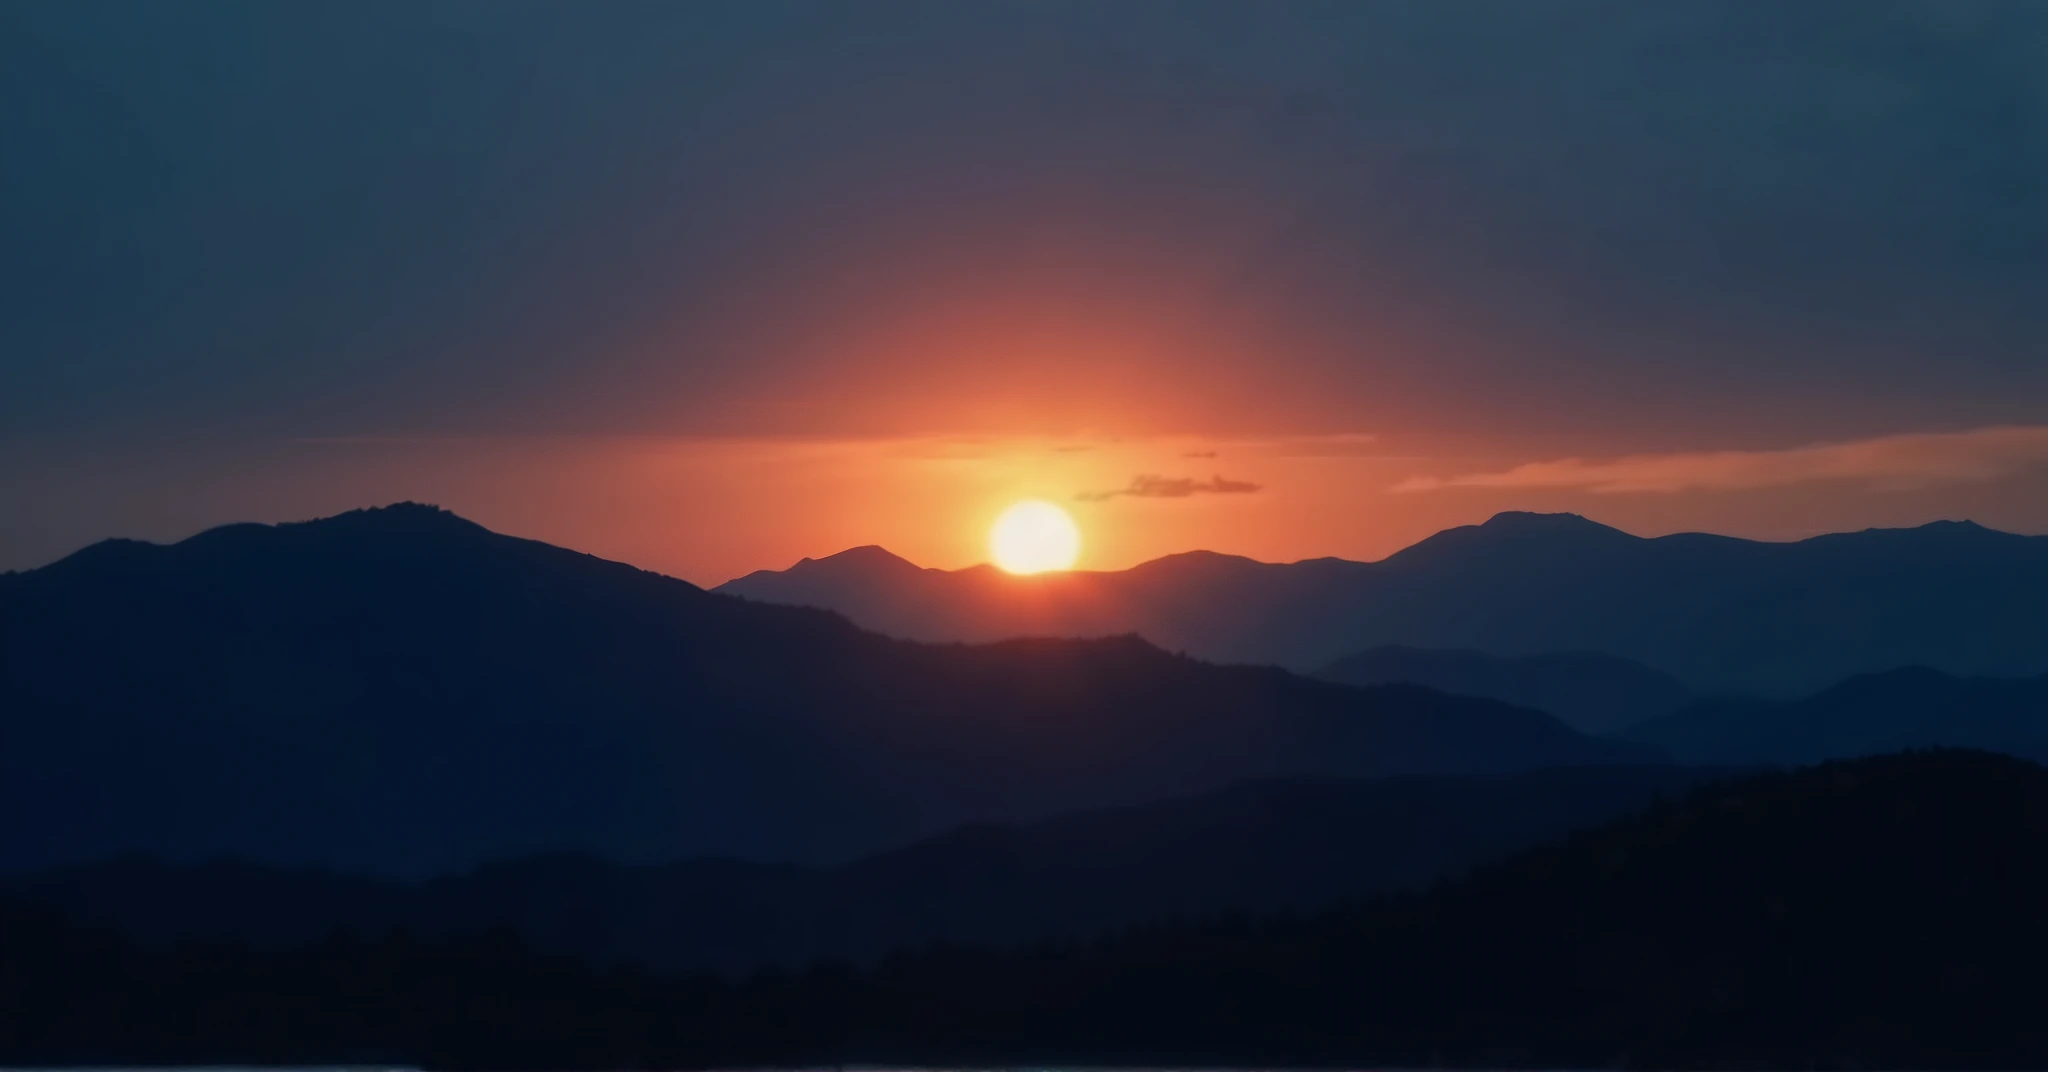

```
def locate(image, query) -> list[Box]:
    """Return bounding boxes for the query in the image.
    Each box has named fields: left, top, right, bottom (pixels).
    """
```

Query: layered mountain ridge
left=10, top=763, right=1715, bottom=974
left=718, top=511, right=2048, bottom=693
left=0, top=504, right=1646, bottom=876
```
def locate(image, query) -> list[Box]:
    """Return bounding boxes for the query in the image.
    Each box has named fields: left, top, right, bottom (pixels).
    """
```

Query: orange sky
left=10, top=428, right=2047, bottom=586
left=7, top=5, right=2048, bottom=584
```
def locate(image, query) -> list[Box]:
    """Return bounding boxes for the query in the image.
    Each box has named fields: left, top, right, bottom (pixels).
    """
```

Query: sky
left=4, top=0, right=2046, bottom=584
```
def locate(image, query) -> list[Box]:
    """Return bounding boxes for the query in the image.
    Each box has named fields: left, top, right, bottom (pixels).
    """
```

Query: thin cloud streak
left=1259, top=433, right=1384, bottom=458
left=1392, top=426, right=2048, bottom=494
left=1077, top=474, right=1264, bottom=501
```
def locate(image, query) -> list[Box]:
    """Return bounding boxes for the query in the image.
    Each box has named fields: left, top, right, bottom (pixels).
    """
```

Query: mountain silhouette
left=0, top=503, right=1651, bottom=876
left=9, top=763, right=1711, bottom=974
left=764, top=749, right=2048, bottom=1069
left=9, top=750, right=2047, bottom=1069
left=717, top=512, right=2048, bottom=693
left=1622, top=666, right=2048, bottom=765
left=1316, top=645, right=1692, bottom=734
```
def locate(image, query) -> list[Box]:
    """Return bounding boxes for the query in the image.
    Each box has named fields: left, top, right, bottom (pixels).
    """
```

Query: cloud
left=1262, top=433, right=1385, bottom=458
left=1077, top=474, right=1264, bottom=501
left=1392, top=426, right=2048, bottom=494
left=1178, top=434, right=1396, bottom=459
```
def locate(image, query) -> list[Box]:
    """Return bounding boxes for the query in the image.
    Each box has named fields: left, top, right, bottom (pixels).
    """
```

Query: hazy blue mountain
left=9, top=763, right=1714, bottom=974
left=718, top=512, right=2048, bottom=693
left=1623, top=666, right=2048, bottom=766
left=1316, top=645, right=1692, bottom=734
left=0, top=504, right=1650, bottom=876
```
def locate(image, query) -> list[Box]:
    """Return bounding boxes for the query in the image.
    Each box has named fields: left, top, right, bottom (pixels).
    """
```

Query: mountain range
left=718, top=512, right=2048, bottom=694
left=10, top=750, right=2046, bottom=1069
left=1315, top=645, right=1693, bottom=734
left=1625, top=666, right=2048, bottom=766
left=8, top=763, right=1712, bottom=974
left=0, top=503, right=1646, bottom=876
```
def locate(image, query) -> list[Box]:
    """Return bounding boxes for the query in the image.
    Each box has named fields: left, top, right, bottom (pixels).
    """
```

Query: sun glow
left=989, top=500, right=1081, bottom=574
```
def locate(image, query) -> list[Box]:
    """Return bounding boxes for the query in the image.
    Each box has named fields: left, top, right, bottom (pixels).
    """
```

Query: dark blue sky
left=4, top=1, right=2046, bottom=575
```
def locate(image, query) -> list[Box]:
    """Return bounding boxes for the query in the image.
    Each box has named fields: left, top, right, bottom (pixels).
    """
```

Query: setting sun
left=989, top=500, right=1081, bottom=574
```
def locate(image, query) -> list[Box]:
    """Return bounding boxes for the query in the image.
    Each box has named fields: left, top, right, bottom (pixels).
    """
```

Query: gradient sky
left=5, top=0, right=2047, bottom=584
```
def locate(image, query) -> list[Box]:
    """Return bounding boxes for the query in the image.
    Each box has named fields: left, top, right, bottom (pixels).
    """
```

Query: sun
left=989, top=500, right=1081, bottom=575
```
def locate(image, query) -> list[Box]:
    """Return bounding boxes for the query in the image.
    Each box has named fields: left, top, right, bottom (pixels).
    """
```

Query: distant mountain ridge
left=1623, top=666, right=2048, bottom=766
left=9, top=764, right=1717, bottom=974
left=718, top=512, right=2048, bottom=693
left=1316, top=646, right=1693, bottom=735
left=0, top=504, right=1649, bottom=876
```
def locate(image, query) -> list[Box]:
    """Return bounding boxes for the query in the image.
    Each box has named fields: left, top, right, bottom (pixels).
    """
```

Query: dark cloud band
left=1077, top=474, right=1263, bottom=501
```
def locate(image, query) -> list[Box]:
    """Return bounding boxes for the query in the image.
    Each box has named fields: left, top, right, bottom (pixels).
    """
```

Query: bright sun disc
left=990, top=500, right=1081, bottom=575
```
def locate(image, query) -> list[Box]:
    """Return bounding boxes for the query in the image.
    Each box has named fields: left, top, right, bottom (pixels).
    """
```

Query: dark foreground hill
left=0, top=504, right=1648, bottom=875
left=11, top=764, right=1713, bottom=974
left=1317, top=644, right=1693, bottom=734
left=1625, top=666, right=2048, bottom=765
left=6, top=751, right=2046, bottom=1069
left=718, top=512, right=2048, bottom=693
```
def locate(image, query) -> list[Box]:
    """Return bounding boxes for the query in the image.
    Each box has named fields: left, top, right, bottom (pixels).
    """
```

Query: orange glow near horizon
left=255, top=430, right=1548, bottom=584
left=16, top=428, right=2048, bottom=590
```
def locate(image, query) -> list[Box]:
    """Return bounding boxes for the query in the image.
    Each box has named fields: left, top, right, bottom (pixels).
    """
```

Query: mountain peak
left=717, top=544, right=928, bottom=596
left=1911, top=519, right=2004, bottom=538
left=1127, top=549, right=1267, bottom=576
left=801, top=544, right=920, bottom=569
left=787, top=545, right=926, bottom=578
left=1478, top=511, right=1630, bottom=537
left=290, top=502, right=486, bottom=534
left=162, top=502, right=497, bottom=557
left=1379, top=511, right=1641, bottom=572
left=1803, top=517, right=2027, bottom=550
left=24, top=504, right=487, bottom=578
